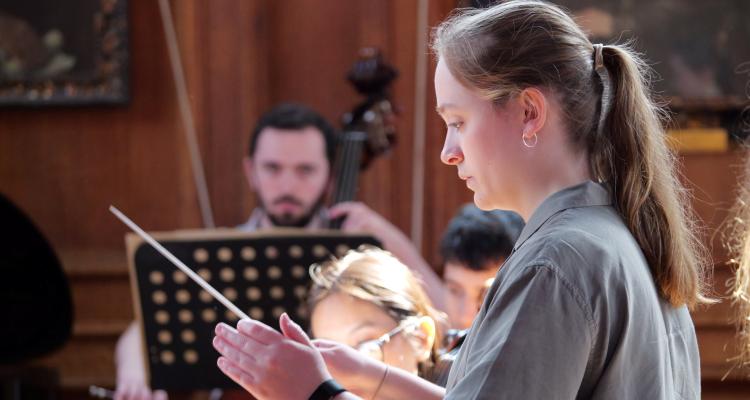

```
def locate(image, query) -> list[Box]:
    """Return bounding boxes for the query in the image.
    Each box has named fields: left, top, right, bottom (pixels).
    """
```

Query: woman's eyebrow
left=436, top=103, right=458, bottom=115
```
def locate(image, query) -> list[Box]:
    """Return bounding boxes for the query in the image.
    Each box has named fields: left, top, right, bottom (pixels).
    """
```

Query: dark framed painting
left=556, top=0, right=750, bottom=111
left=0, top=0, right=129, bottom=106
left=467, top=0, right=750, bottom=110
left=465, top=0, right=750, bottom=137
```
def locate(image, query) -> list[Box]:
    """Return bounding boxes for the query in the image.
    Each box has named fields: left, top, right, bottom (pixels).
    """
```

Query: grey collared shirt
left=446, top=181, right=700, bottom=399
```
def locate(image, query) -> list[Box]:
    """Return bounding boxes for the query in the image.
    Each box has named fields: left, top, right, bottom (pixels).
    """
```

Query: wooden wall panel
left=1, top=0, right=748, bottom=396
left=352, top=0, right=408, bottom=235
left=0, top=0, right=205, bottom=389
left=198, top=0, right=272, bottom=227
left=266, top=1, right=360, bottom=116
left=262, top=0, right=399, bottom=230
left=420, top=0, right=475, bottom=266
left=679, top=151, right=747, bottom=265
left=0, top=0, right=203, bottom=253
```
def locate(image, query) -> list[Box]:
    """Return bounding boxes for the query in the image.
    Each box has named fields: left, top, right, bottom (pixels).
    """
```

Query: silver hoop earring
left=522, top=133, right=538, bottom=148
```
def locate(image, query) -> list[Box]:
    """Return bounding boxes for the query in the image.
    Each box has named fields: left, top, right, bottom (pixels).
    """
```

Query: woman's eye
left=448, top=121, right=463, bottom=130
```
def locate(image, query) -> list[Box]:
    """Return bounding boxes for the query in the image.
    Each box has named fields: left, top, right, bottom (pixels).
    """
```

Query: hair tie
left=372, top=365, right=389, bottom=400
left=592, top=44, right=612, bottom=136
left=593, top=44, right=604, bottom=69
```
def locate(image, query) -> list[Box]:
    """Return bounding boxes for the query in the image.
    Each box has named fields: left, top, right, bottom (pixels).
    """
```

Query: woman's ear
left=409, top=316, right=436, bottom=362
left=518, top=87, right=548, bottom=141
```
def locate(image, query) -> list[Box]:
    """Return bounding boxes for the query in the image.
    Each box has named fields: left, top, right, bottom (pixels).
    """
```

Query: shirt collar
left=513, top=180, right=612, bottom=251
left=237, top=207, right=331, bottom=231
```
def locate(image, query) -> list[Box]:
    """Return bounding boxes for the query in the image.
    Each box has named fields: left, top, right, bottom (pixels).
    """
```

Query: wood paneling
left=679, top=151, right=747, bottom=266
left=1, top=0, right=748, bottom=397
left=0, top=0, right=203, bottom=253
left=419, top=0, right=472, bottom=266
left=0, top=0, right=204, bottom=389
left=199, top=0, right=271, bottom=226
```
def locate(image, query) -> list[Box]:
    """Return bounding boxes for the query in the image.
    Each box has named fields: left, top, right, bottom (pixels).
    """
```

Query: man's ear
left=518, top=87, right=548, bottom=142
left=243, top=157, right=257, bottom=191
left=409, top=316, right=436, bottom=363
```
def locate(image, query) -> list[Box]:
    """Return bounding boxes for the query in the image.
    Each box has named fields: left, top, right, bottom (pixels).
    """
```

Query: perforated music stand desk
left=125, top=228, right=379, bottom=390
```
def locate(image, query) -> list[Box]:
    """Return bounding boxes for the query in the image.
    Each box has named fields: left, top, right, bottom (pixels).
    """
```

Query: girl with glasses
left=307, top=246, right=449, bottom=384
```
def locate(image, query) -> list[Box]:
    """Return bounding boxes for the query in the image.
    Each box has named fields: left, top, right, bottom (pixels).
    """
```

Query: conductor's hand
left=213, top=314, right=332, bottom=400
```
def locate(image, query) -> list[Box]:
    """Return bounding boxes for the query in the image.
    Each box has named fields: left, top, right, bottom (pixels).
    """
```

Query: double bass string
left=338, top=136, right=353, bottom=203
left=339, top=136, right=355, bottom=202
left=334, top=137, right=346, bottom=203
left=109, top=206, right=250, bottom=320
left=335, top=134, right=352, bottom=203
left=336, top=132, right=365, bottom=204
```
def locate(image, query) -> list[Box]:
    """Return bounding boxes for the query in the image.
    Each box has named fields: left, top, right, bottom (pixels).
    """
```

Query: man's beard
left=262, top=193, right=326, bottom=228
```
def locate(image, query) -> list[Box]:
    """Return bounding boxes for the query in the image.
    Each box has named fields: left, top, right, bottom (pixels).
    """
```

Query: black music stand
left=125, top=228, right=379, bottom=391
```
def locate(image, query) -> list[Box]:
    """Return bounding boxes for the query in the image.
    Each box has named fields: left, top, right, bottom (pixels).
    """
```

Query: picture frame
left=553, top=0, right=750, bottom=111
left=467, top=0, right=750, bottom=111
left=0, top=0, right=129, bottom=106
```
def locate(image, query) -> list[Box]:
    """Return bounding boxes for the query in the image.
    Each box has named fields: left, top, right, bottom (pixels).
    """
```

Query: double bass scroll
left=330, top=48, right=398, bottom=229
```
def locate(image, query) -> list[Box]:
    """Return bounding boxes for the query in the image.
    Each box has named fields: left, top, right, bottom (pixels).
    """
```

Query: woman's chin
left=473, top=194, right=514, bottom=212
left=472, top=194, right=494, bottom=211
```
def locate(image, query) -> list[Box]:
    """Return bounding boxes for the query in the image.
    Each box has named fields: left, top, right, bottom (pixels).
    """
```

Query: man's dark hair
left=248, top=103, right=338, bottom=164
left=439, top=204, right=525, bottom=271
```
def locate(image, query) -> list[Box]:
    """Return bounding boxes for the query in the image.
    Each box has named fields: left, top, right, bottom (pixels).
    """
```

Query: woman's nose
left=440, top=132, right=463, bottom=165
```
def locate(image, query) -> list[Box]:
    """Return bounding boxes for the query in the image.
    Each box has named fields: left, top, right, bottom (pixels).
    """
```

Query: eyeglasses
left=355, top=317, right=421, bottom=361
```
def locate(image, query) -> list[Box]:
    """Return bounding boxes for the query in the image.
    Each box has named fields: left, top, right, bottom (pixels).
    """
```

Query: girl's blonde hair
left=728, top=155, right=750, bottom=369
left=307, top=246, right=444, bottom=364
left=431, top=0, right=710, bottom=307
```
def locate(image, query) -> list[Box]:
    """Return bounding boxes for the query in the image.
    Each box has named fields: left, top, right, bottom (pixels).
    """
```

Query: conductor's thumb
left=280, top=313, right=313, bottom=346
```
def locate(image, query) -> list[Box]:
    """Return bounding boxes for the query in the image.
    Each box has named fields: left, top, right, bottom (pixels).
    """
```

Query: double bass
left=329, top=48, right=398, bottom=229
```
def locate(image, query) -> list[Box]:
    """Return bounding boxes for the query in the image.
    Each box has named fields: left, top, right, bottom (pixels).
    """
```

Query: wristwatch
left=309, top=379, right=347, bottom=400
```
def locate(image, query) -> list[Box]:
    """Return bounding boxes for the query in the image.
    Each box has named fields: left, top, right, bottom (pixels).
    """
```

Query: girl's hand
left=313, top=339, right=388, bottom=399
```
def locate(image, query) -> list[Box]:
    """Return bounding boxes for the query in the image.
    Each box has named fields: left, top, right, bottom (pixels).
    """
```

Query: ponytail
left=591, top=44, right=711, bottom=307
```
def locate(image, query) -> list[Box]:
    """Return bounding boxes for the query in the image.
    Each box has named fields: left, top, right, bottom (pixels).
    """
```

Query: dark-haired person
left=211, top=2, right=708, bottom=399
left=237, top=103, right=446, bottom=306
left=238, top=103, right=337, bottom=230
left=440, top=204, right=524, bottom=330
left=434, top=205, right=525, bottom=385
left=114, top=103, right=441, bottom=399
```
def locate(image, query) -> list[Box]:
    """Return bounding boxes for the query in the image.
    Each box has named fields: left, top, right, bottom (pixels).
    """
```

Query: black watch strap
left=309, top=379, right=347, bottom=400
